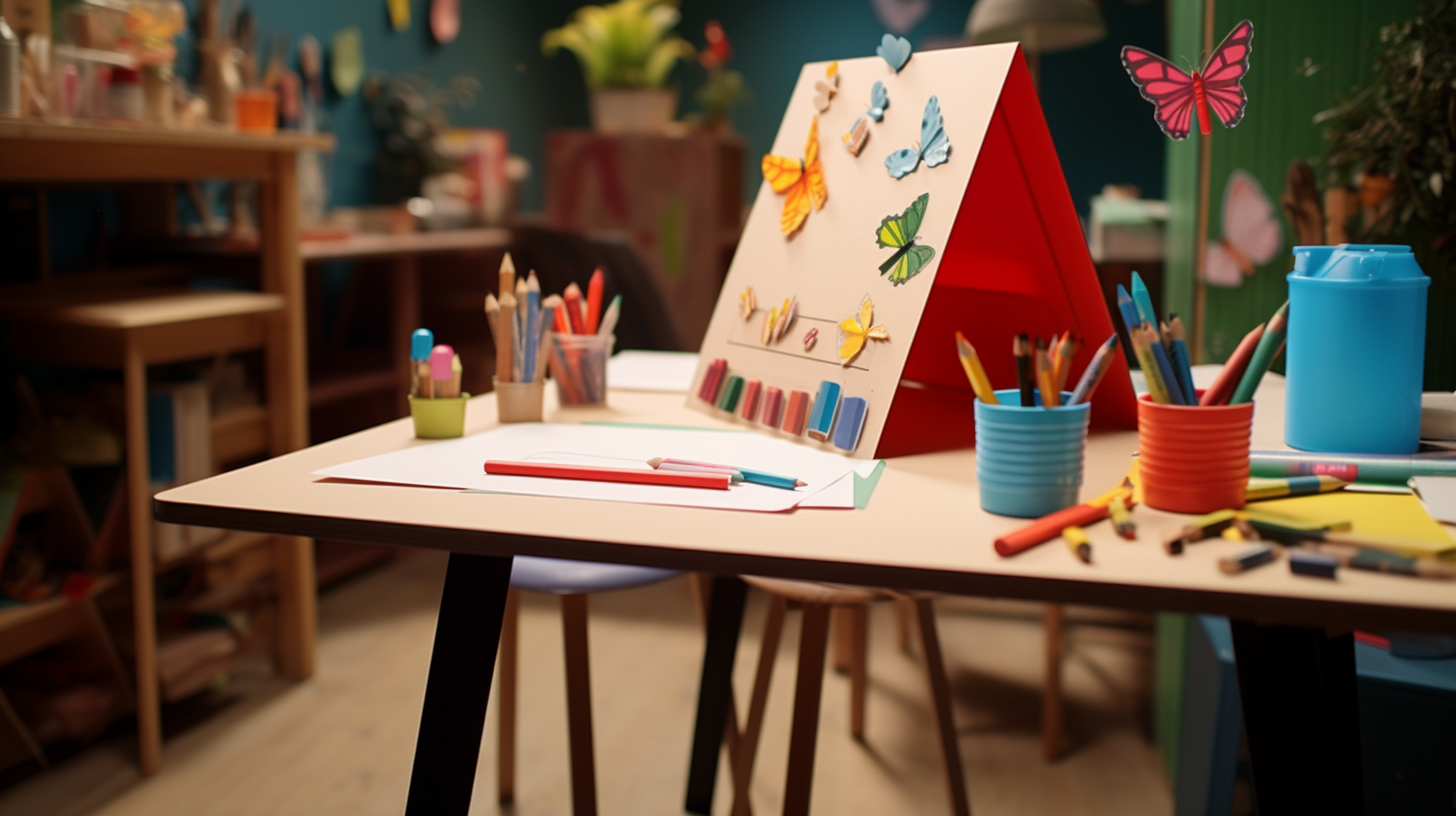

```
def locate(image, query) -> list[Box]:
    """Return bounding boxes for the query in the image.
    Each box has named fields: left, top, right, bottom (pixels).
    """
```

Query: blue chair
left=496, top=556, right=680, bottom=816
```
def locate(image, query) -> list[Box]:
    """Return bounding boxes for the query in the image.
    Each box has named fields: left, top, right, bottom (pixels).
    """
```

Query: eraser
left=1289, top=551, right=1339, bottom=579
left=741, top=379, right=762, bottom=422
left=783, top=390, right=811, bottom=435
left=832, top=396, right=868, bottom=451
left=411, top=328, right=434, bottom=360
left=807, top=380, right=842, bottom=441
left=761, top=387, right=784, bottom=427
left=717, top=375, right=745, bottom=413
left=430, top=344, right=455, bottom=380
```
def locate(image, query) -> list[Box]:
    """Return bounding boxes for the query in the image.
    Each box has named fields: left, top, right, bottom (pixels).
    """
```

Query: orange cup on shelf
left=234, top=89, right=278, bottom=135
left=1137, top=391, right=1253, bottom=514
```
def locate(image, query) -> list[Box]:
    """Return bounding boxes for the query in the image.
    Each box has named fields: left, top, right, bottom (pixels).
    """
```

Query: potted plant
left=542, top=0, right=695, bottom=134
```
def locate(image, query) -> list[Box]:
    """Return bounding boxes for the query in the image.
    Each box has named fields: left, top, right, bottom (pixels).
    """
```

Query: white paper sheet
left=607, top=351, right=700, bottom=393
left=314, top=423, right=860, bottom=512
left=1413, top=477, right=1456, bottom=524
left=797, top=459, right=885, bottom=509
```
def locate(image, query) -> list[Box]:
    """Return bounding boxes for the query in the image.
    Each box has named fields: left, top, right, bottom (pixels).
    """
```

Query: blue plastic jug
left=1285, top=244, right=1429, bottom=453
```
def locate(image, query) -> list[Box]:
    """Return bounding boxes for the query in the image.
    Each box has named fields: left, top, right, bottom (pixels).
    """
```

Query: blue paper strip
left=807, top=380, right=842, bottom=441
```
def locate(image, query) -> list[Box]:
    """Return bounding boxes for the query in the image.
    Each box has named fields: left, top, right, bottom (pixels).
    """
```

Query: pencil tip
left=795, top=479, right=808, bottom=486
left=647, top=457, right=663, bottom=468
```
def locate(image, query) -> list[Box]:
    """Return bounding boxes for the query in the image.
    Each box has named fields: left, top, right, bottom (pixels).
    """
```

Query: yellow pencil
left=1035, top=338, right=1060, bottom=407
left=954, top=331, right=999, bottom=404
left=1053, top=332, right=1079, bottom=394
left=1131, top=326, right=1171, bottom=404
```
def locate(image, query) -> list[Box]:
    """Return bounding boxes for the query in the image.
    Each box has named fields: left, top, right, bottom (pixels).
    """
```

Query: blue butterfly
left=876, top=34, right=911, bottom=72
left=868, top=81, right=888, bottom=122
left=884, top=95, right=951, bottom=179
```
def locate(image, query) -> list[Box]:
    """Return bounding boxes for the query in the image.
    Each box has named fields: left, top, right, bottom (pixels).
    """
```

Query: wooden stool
left=495, top=556, right=681, bottom=816
left=730, top=576, right=970, bottom=816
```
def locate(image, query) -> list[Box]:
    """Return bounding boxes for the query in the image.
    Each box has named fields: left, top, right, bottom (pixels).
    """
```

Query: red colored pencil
left=483, top=460, right=731, bottom=489
left=563, top=283, right=588, bottom=335
left=1199, top=323, right=1265, bottom=406
left=585, top=267, right=605, bottom=335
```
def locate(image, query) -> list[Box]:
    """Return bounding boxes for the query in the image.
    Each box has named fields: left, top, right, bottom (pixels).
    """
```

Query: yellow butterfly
left=837, top=295, right=888, bottom=365
left=761, top=117, right=828, bottom=236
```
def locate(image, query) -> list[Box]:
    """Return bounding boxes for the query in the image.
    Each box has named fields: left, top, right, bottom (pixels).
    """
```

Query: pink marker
left=430, top=345, right=455, bottom=382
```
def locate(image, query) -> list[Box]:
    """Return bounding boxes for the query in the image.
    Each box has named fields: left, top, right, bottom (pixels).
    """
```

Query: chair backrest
left=509, top=226, right=684, bottom=352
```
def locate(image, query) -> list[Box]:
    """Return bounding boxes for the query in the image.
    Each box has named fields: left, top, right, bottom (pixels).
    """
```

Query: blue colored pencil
left=1148, top=339, right=1187, bottom=404
left=524, top=272, right=541, bottom=385
left=1130, top=271, right=1161, bottom=342
left=1167, top=316, right=1198, bottom=404
left=1115, top=284, right=1141, bottom=337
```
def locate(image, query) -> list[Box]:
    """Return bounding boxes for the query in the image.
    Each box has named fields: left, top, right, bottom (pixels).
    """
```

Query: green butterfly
left=876, top=193, right=936, bottom=286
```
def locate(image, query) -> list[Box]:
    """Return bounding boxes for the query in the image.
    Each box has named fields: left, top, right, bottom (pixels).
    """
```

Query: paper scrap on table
left=1412, top=477, right=1456, bottom=525
left=606, top=351, right=700, bottom=393
left=798, top=459, right=885, bottom=509
left=314, top=423, right=859, bottom=513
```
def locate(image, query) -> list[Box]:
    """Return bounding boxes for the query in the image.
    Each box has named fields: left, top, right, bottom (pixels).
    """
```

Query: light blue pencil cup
left=1286, top=244, right=1429, bottom=454
left=975, top=389, right=1091, bottom=518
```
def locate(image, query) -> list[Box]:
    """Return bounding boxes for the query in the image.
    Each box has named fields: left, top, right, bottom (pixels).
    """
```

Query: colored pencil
left=498, top=252, right=516, bottom=303
left=1069, top=334, right=1119, bottom=405
left=525, top=272, right=541, bottom=386
left=483, top=460, right=732, bottom=490
left=586, top=267, right=605, bottom=334
left=648, top=457, right=805, bottom=489
left=563, top=282, right=588, bottom=334
left=1219, top=544, right=1277, bottom=575
left=1130, top=327, right=1172, bottom=404
left=483, top=294, right=499, bottom=339
left=1312, top=544, right=1456, bottom=580
left=1166, top=316, right=1198, bottom=403
left=1053, top=333, right=1079, bottom=394
left=1014, top=333, right=1034, bottom=407
left=1114, top=284, right=1141, bottom=338
left=497, top=291, right=516, bottom=383
left=1245, top=475, right=1349, bottom=501
left=954, top=331, right=999, bottom=404
left=536, top=296, right=562, bottom=383
left=514, top=277, right=529, bottom=382
left=1230, top=300, right=1289, bottom=404
left=1108, top=493, right=1135, bottom=540
left=1249, top=450, right=1456, bottom=484
left=1130, top=271, right=1160, bottom=343
left=994, top=484, right=1135, bottom=557
left=449, top=353, right=462, bottom=398
left=1063, top=526, right=1092, bottom=564
left=1199, top=323, right=1264, bottom=405
left=1146, top=330, right=1186, bottom=404
left=1035, top=338, right=1059, bottom=407
left=1245, top=523, right=1456, bottom=560
left=598, top=294, right=622, bottom=338
left=1289, top=550, right=1339, bottom=579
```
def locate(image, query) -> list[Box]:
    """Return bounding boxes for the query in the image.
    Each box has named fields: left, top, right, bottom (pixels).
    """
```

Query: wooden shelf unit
left=0, top=121, right=332, bottom=776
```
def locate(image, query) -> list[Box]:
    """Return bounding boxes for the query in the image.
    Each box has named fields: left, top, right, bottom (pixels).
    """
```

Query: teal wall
left=172, top=0, right=1166, bottom=215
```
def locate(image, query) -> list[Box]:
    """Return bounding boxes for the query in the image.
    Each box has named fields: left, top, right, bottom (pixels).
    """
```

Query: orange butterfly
left=761, top=116, right=827, bottom=236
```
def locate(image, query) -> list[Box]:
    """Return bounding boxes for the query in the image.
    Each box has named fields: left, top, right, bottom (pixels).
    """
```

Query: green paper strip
left=854, top=460, right=887, bottom=509
left=717, top=375, right=745, bottom=413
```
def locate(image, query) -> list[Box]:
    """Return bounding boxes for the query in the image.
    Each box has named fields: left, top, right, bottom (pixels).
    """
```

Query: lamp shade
left=967, top=0, right=1107, bottom=53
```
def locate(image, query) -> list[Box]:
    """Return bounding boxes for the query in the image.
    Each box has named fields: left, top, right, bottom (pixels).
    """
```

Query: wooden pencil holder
left=409, top=395, right=470, bottom=439
left=495, top=378, right=545, bottom=423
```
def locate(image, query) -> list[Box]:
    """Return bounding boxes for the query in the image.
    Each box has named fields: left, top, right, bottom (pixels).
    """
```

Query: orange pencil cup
left=548, top=333, right=614, bottom=405
left=234, top=89, right=278, bottom=135
left=1137, top=392, right=1253, bottom=514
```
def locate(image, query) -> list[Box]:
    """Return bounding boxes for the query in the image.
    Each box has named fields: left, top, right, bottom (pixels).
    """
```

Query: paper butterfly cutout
left=885, top=96, right=950, bottom=179
left=761, top=296, right=798, bottom=344
left=761, top=116, right=828, bottom=237
left=876, top=193, right=936, bottom=286
left=1121, top=19, right=1253, bottom=141
left=838, top=295, right=889, bottom=366
left=813, top=62, right=839, bottom=113
left=868, top=81, right=888, bottom=121
left=739, top=286, right=756, bottom=319
left=877, top=34, right=911, bottom=73
left=1205, top=170, right=1281, bottom=288
left=843, top=116, right=869, bottom=156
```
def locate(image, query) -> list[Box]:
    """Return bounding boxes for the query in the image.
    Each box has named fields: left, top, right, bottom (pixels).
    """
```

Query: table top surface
left=155, top=380, right=1456, bottom=632
left=0, top=289, right=286, bottom=329
left=301, top=228, right=512, bottom=261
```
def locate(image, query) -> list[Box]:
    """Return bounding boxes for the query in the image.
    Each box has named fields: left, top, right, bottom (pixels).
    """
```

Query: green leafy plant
left=1320, top=0, right=1456, bottom=242
left=542, top=0, right=695, bottom=89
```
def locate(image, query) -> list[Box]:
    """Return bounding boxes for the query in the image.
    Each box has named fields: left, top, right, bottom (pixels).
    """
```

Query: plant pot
left=1360, top=173, right=1397, bottom=208
left=590, top=88, right=678, bottom=134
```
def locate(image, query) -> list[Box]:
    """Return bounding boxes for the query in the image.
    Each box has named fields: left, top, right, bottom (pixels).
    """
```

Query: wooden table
left=154, top=383, right=1456, bottom=816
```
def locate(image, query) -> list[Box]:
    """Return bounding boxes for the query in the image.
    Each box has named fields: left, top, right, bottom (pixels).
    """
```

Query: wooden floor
left=0, top=550, right=1172, bottom=815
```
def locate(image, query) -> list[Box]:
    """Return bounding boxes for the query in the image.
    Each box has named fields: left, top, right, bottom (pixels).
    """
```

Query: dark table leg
left=685, top=575, right=748, bottom=815
left=1230, top=620, right=1363, bottom=816
left=404, top=553, right=514, bottom=816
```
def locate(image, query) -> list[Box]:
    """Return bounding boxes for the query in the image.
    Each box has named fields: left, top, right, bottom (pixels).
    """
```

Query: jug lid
left=1291, top=244, right=1427, bottom=282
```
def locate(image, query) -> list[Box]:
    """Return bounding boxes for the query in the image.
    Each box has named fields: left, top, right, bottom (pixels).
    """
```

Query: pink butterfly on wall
left=1205, top=170, right=1282, bottom=287
left=1121, top=20, right=1254, bottom=140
